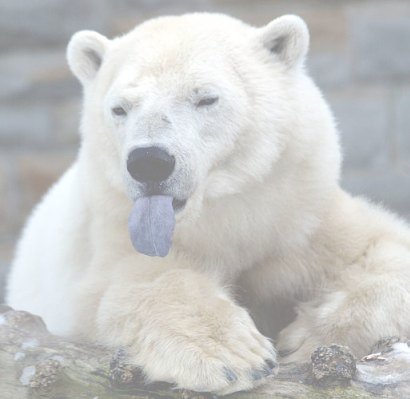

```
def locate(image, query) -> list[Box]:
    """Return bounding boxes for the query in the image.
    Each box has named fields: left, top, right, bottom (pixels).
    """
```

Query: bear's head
left=67, top=13, right=341, bottom=254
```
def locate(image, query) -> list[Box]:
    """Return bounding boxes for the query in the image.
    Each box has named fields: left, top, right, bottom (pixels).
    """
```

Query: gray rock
left=0, top=50, right=79, bottom=102
left=51, top=100, right=81, bottom=146
left=311, top=344, right=356, bottom=387
left=308, top=52, right=351, bottom=89
left=327, top=86, right=389, bottom=170
left=394, top=85, right=410, bottom=171
left=348, top=2, right=410, bottom=81
left=342, top=167, right=410, bottom=221
left=0, top=104, right=52, bottom=146
left=0, top=0, right=108, bottom=52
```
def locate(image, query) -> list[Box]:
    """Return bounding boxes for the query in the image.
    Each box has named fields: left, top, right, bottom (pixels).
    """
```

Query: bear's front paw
left=133, top=301, right=278, bottom=395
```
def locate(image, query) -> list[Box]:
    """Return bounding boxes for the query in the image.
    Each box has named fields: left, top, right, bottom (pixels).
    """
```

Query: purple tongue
left=128, top=195, right=175, bottom=257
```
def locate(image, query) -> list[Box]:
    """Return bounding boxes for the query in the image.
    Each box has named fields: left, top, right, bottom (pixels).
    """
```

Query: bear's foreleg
left=95, top=268, right=277, bottom=394
left=277, top=240, right=410, bottom=362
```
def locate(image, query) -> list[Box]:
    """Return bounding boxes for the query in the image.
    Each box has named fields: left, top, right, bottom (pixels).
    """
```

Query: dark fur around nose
left=127, top=146, right=175, bottom=183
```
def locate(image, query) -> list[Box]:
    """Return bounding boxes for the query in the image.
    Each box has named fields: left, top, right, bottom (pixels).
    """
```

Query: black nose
left=127, top=146, right=175, bottom=183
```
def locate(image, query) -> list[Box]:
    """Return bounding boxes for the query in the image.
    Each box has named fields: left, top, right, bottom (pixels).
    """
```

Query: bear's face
left=100, top=36, right=251, bottom=210
left=67, top=13, right=310, bottom=218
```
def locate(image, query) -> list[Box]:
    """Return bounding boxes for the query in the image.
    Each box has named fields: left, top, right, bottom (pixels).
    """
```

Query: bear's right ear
left=256, top=15, right=309, bottom=69
left=67, top=30, right=110, bottom=85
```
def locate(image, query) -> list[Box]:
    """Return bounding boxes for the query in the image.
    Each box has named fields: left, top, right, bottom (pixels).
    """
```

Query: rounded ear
left=67, top=30, right=110, bottom=85
left=257, top=15, right=309, bottom=69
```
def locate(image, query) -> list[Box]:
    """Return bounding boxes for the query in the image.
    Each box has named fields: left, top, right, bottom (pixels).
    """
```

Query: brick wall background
left=1, top=0, right=410, bottom=299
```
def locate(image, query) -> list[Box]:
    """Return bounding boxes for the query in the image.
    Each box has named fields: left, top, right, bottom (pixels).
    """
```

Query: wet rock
left=21, top=338, right=40, bottom=350
left=14, top=351, right=26, bottom=361
left=109, top=348, right=144, bottom=387
left=311, top=344, right=356, bottom=387
left=19, top=365, right=36, bottom=386
left=3, top=309, right=48, bottom=336
left=181, top=390, right=218, bottom=399
left=29, top=358, right=63, bottom=389
left=19, top=358, right=63, bottom=389
left=370, top=336, right=404, bottom=355
left=0, top=304, right=12, bottom=314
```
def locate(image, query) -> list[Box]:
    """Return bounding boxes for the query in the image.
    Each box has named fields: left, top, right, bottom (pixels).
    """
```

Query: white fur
left=7, top=13, right=410, bottom=395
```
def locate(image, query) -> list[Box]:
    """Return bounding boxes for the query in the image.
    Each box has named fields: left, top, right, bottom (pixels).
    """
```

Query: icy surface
left=356, top=342, right=410, bottom=385
left=14, top=351, right=26, bottom=361
left=51, top=354, right=65, bottom=364
left=21, top=338, right=39, bottom=350
left=19, top=365, right=36, bottom=386
left=390, top=342, right=410, bottom=360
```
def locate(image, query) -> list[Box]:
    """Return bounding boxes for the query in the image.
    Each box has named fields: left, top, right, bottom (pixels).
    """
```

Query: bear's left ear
left=257, top=15, right=309, bottom=69
left=67, top=30, right=110, bottom=85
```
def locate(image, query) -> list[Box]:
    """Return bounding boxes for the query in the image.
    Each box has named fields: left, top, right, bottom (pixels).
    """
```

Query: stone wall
left=1, top=0, right=410, bottom=297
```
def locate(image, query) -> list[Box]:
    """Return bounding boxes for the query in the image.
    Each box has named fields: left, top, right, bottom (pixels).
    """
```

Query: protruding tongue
left=128, top=195, right=175, bottom=257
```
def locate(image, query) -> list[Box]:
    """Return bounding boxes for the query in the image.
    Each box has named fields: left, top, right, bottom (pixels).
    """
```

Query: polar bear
left=6, top=12, right=410, bottom=395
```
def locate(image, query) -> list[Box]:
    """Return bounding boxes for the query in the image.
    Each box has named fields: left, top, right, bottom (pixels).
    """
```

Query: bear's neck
left=173, top=153, right=340, bottom=279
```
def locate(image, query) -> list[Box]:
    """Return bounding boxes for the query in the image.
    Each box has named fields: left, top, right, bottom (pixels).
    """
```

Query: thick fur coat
left=7, top=13, right=410, bottom=395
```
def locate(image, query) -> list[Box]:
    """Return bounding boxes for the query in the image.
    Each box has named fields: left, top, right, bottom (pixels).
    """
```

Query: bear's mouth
left=141, top=182, right=188, bottom=214
left=128, top=195, right=188, bottom=258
